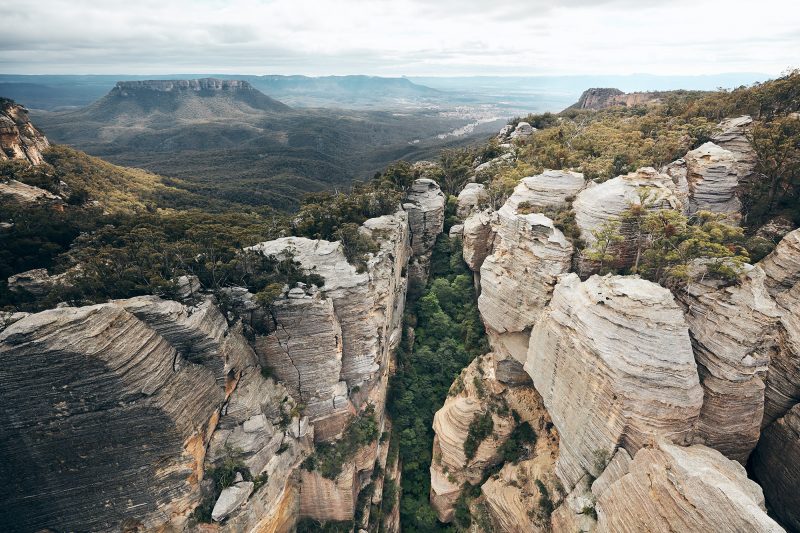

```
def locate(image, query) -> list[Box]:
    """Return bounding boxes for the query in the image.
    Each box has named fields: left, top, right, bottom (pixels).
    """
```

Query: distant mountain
left=31, top=78, right=485, bottom=210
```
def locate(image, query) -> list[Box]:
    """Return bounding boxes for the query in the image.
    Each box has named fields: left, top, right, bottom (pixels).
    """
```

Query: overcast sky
left=1, top=0, right=798, bottom=76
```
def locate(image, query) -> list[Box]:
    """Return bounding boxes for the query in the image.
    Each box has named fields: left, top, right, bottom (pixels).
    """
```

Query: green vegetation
left=296, top=518, right=354, bottom=533
left=463, top=411, right=494, bottom=461
left=388, top=235, right=488, bottom=531
left=192, top=447, right=255, bottom=524
left=302, top=405, right=380, bottom=479
left=498, top=420, right=537, bottom=464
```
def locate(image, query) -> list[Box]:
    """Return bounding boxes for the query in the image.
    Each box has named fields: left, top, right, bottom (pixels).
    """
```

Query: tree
left=749, top=116, right=800, bottom=218
left=585, top=220, right=624, bottom=274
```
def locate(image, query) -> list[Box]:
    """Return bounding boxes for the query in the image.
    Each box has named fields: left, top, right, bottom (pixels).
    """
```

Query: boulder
left=462, top=210, right=495, bottom=272
left=456, top=182, right=488, bottom=219
left=0, top=304, right=223, bottom=532
left=6, top=267, right=67, bottom=296
left=679, top=265, right=781, bottom=461
left=510, top=169, right=585, bottom=212
left=684, top=141, right=742, bottom=219
left=478, top=183, right=573, bottom=364
left=751, top=403, right=800, bottom=531
left=212, top=482, right=255, bottom=522
left=525, top=274, right=702, bottom=490
left=595, top=441, right=784, bottom=533
left=510, top=121, right=535, bottom=139
left=573, top=167, right=681, bottom=274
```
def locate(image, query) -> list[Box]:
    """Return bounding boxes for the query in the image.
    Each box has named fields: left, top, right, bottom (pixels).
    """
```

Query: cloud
left=0, top=0, right=797, bottom=75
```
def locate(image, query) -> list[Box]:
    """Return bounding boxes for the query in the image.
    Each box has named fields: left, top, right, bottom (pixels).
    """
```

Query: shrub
left=463, top=411, right=494, bottom=461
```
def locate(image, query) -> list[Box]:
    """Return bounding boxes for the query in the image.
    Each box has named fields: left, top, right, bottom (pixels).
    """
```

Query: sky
left=1, top=0, right=798, bottom=77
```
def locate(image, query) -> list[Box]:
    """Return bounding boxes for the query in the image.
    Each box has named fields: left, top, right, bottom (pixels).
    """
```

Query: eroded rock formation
left=525, top=274, right=703, bottom=490
left=404, top=178, right=446, bottom=289
left=0, top=99, right=50, bottom=165
left=684, top=141, right=742, bottom=219
left=573, top=88, right=661, bottom=110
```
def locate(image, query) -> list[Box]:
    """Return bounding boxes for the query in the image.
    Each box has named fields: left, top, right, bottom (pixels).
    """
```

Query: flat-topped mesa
left=573, top=166, right=682, bottom=275
left=0, top=303, right=224, bottom=532
left=525, top=274, right=702, bottom=491
left=572, top=88, right=661, bottom=110
left=595, top=440, right=785, bottom=533
left=0, top=99, right=50, bottom=165
left=112, top=78, right=258, bottom=94
left=684, top=141, right=742, bottom=220
left=678, top=265, right=781, bottom=462
left=477, top=182, right=573, bottom=369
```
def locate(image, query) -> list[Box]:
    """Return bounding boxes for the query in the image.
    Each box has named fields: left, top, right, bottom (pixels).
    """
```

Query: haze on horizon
left=1, top=0, right=798, bottom=78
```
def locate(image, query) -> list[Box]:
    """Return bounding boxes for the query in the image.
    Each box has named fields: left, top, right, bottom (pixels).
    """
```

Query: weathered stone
left=764, top=283, right=800, bottom=426
left=478, top=185, right=573, bottom=363
left=684, top=141, right=742, bottom=219
left=752, top=403, right=800, bottom=532
left=679, top=265, right=780, bottom=462
left=510, top=121, right=535, bottom=139
left=456, top=182, right=488, bottom=219
left=525, top=274, right=702, bottom=490
left=0, top=179, right=61, bottom=205
left=0, top=100, right=50, bottom=165
left=511, top=169, right=585, bottom=212
left=0, top=304, right=223, bottom=532
left=404, top=178, right=445, bottom=288
left=462, top=210, right=495, bottom=272
left=760, top=228, right=800, bottom=297
left=573, top=88, right=660, bottom=110
left=212, top=482, right=255, bottom=522
left=573, top=167, right=681, bottom=274
left=712, top=115, right=756, bottom=174
left=596, top=441, right=783, bottom=533
left=551, top=476, right=597, bottom=533
left=6, top=267, right=66, bottom=296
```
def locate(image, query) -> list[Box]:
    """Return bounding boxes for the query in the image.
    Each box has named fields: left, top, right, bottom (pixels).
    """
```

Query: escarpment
left=0, top=99, right=49, bottom=165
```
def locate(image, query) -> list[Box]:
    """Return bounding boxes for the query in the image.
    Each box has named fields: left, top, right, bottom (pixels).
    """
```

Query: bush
left=463, top=411, right=494, bottom=461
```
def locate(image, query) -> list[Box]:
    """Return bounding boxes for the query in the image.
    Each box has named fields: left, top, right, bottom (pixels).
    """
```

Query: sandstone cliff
left=572, top=88, right=661, bottom=110
left=404, top=178, right=446, bottom=290
left=0, top=99, right=50, bottom=165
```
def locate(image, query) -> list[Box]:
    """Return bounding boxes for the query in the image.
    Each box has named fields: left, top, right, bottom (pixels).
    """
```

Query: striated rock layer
left=404, top=178, right=446, bottom=289
left=684, top=141, right=742, bottom=219
left=525, top=274, right=702, bottom=490
left=0, top=304, right=224, bottom=532
left=760, top=228, right=800, bottom=297
left=596, top=441, right=784, bottom=533
left=679, top=265, right=780, bottom=462
left=0, top=100, right=50, bottom=165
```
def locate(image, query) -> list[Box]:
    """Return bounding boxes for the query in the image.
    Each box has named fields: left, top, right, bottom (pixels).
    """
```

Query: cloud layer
left=1, top=0, right=797, bottom=75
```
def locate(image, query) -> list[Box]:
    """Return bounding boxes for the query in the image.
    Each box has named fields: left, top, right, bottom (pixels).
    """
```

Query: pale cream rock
left=0, top=179, right=60, bottom=204
left=404, top=178, right=445, bottom=287
left=595, top=441, right=784, bottom=533
left=525, top=274, right=702, bottom=490
left=456, top=182, right=489, bottom=219
left=759, top=228, right=800, bottom=297
left=212, top=481, right=255, bottom=522
left=684, top=141, right=742, bottom=218
left=512, top=169, right=585, bottom=212
left=462, top=210, right=495, bottom=272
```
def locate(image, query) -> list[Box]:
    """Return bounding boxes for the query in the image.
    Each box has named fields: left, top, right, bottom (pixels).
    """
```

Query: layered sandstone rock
left=404, top=179, right=446, bottom=288
left=680, top=265, right=780, bottom=461
left=478, top=185, right=573, bottom=365
left=525, top=274, right=702, bottom=490
left=510, top=170, right=585, bottom=212
left=573, top=88, right=660, bottom=110
left=0, top=304, right=223, bottom=532
left=0, top=179, right=61, bottom=204
left=684, top=141, right=742, bottom=218
left=0, top=100, right=50, bottom=165
left=456, top=182, right=489, bottom=219
left=752, top=403, right=800, bottom=531
left=760, top=228, right=800, bottom=297
left=573, top=167, right=681, bottom=273
left=430, top=354, right=517, bottom=522
left=712, top=115, right=756, bottom=173
left=6, top=267, right=68, bottom=296
left=462, top=210, right=495, bottom=273
left=595, top=441, right=784, bottom=533
left=764, top=283, right=800, bottom=425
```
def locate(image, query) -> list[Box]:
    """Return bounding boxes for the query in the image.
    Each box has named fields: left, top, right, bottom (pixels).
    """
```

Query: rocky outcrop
left=456, top=182, right=488, bottom=219
left=712, top=115, right=756, bottom=174
left=462, top=210, right=495, bottom=273
left=6, top=267, right=68, bottom=296
left=0, top=100, right=49, bottom=165
left=0, top=303, right=224, bottom=532
left=510, top=121, right=535, bottom=140
left=684, top=141, right=742, bottom=219
left=752, top=403, right=800, bottom=531
left=403, top=178, right=446, bottom=289
left=525, top=274, right=702, bottom=490
left=764, top=282, right=800, bottom=426
left=0, top=180, right=61, bottom=205
left=510, top=170, right=585, bottom=212
left=595, top=441, right=784, bottom=533
left=478, top=183, right=573, bottom=366
left=573, top=167, right=681, bottom=274
left=572, top=88, right=660, bottom=110
left=679, top=265, right=780, bottom=462
left=760, top=228, right=800, bottom=297
left=430, top=354, right=518, bottom=522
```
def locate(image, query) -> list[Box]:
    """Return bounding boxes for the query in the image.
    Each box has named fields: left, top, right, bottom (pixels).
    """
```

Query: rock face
left=679, top=266, right=780, bottom=462
left=525, top=274, right=702, bottom=490
left=764, top=282, right=800, bottom=426
left=595, top=441, right=784, bottom=533
left=456, top=182, right=489, bottom=219
left=0, top=180, right=61, bottom=205
left=510, top=121, right=535, bottom=140
left=430, top=354, right=517, bottom=522
left=403, top=178, right=446, bottom=289
left=752, top=403, right=800, bottom=532
left=6, top=267, right=67, bottom=296
left=712, top=115, right=756, bottom=174
left=510, top=170, right=585, bottom=212
left=684, top=141, right=742, bottom=218
left=478, top=182, right=573, bottom=366
left=573, top=88, right=660, bottom=110
left=462, top=210, right=495, bottom=273
left=0, top=304, right=224, bottom=532
left=0, top=100, right=50, bottom=165
left=573, top=167, right=681, bottom=273
left=760, top=228, right=800, bottom=297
